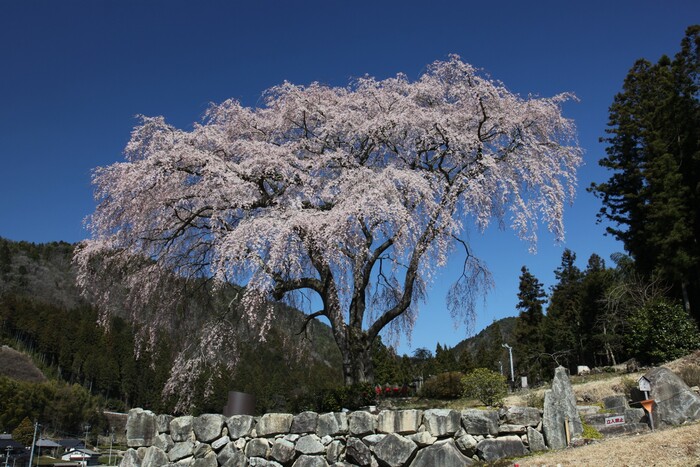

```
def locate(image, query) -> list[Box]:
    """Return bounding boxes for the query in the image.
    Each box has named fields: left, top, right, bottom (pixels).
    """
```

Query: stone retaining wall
left=121, top=406, right=548, bottom=467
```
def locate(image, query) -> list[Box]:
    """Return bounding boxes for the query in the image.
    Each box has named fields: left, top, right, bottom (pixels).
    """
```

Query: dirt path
left=513, top=421, right=700, bottom=466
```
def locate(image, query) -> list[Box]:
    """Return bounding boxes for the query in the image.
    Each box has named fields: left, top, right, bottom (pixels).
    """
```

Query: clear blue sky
left=1, top=1, right=698, bottom=355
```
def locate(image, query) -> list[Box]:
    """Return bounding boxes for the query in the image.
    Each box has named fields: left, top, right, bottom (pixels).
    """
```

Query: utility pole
left=502, top=343, right=514, bottom=384
left=108, top=427, right=115, bottom=465
left=4, top=446, right=11, bottom=467
left=83, top=423, right=91, bottom=449
left=27, top=421, right=39, bottom=467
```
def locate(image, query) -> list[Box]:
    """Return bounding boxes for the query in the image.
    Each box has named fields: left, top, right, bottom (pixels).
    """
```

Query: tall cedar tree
left=513, top=266, right=547, bottom=382
left=544, top=249, right=583, bottom=370
left=590, top=26, right=700, bottom=319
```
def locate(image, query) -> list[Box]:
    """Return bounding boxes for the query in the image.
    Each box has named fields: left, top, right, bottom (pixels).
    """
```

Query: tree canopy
left=76, top=56, right=581, bottom=409
left=590, top=25, right=700, bottom=318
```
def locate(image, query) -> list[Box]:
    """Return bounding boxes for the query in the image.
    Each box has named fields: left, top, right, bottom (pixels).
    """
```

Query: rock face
left=476, top=436, right=526, bottom=462
left=646, top=366, right=700, bottom=425
left=194, top=414, right=225, bottom=443
left=141, top=446, right=169, bottom=467
left=346, top=437, right=372, bottom=466
left=409, top=439, right=473, bottom=467
left=502, top=406, right=541, bottom=427
left=257, top=413, right=294, bottom=436
left=291, top=411, right=319, bottom=434
left=317, top=412, right=347, bottom=437
left=461, top=409, right=499, bottom=436
left=421, top=409, right=460, bottom=437
left=371, top=433, right=417, bottom=467
left=126, top=408, right=157, bottom=448
left=377, top=410, right=422, bottom=434
left=121, top=405, right=558, bottom=466
left=527, top=426, right=546, bottom=452
left=348, top=411, right=376, bottom=436
left=170, top=415, right=194, bottom=442
left=542, top=366, right=583, bottom=449
left=227, top=415, right=256, bottom=439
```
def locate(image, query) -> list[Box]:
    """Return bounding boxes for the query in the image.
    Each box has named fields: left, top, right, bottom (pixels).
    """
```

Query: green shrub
left=420, top=372, right=465, bottom=399
left=582, top=420, right=603, bottom=440
left=624, top=301, right=700, bottom=365
left=461, top=368, right=508, bottom=407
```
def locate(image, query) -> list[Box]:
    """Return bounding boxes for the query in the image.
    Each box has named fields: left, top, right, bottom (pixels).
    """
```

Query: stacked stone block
left=123, top=406, right=547, bottom=467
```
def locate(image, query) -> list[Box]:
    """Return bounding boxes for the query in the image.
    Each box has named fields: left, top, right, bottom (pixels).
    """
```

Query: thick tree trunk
left=339, top=330, right=374, bottom=386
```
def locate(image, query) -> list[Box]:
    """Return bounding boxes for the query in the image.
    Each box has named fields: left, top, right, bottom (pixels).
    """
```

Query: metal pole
left=27, top=421, right=39, bottom=467
left=109, top=427, right=115, bottom=465
left=502, top=343, right=514, bottom=383
left=83, top=423, right=91, bottom=449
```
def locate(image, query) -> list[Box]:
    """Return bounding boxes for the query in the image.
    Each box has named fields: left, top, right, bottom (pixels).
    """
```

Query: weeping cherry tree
left=75, top=56, right=581, bottom=411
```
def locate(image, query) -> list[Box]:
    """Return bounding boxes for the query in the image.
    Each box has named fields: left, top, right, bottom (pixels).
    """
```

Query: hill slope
left=0, top=345, right=46, bottom=382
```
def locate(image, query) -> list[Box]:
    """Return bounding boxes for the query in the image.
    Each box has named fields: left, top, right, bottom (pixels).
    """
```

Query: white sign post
left=638, top=376, right=655, bottom=431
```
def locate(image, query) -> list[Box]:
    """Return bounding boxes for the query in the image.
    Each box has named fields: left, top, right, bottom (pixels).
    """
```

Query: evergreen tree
left=12, top=417, right=34, bottom=446
left=579, top=254, right=616, bottom=366
left=474, top=320, right=505, bottom=373
left=544, top=249, right=583, bottom=370
left=590, top=25, right=700, bottom=320
left=513, top=266, right=547, bottom=382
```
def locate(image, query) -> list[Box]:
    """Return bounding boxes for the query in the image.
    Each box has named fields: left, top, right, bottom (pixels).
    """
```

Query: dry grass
left=514, top=421, right=700, bottom=466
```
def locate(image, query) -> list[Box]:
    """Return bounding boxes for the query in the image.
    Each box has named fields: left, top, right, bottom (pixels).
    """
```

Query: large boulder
left=317, top=412, right=348, bottom=437
left=194, top=414, right=225, bottom=443
left=193, top=451, right=218, bottom=467
left=168, top=440, right=196, bottom=462
left=502, top=406, right=541, bottom=427
left=476, top=436, right=526, bottom=462
left=409, top=439, right=473, bottom=467
left=460, top=409, right=499, bottom=436
left=257, top=413, right=294, bottom=436
left=245, top=438, right=271, bottom=458
left=296, top=434, right=325, bottom=455
left=217, top=443, right=247, bottom=466
left=292, top=455, right=329, bottom=467
left=271, top=438, right=296, bottom=464
left=345, top=437, right=372, bottom=466
left=291, top=411, right=319, bottom=434
left=152, top=433, right=174, bottom=452
left=120, top=448, right=141, bottom=467
left=226, top=415, right=256, bottom=439
left=156, top=414, right=173, bottom=434
left=170, top=415, right=195, bottom=442
left=542, top=366, right=583, bottom=449
left=326, top=439, right=345, bottom=463
left=372, top=433, right=417, bottom=467
left=348, top=411, right=376, bottom=436
left=645, top=366, right=700, bottom=426
left=141, top=446, right=169, bottom=467
left=527, top=426, right=546, bottom=452
left=126, top=408, right=157, bottom=448
left=421, top=409, right=460, bottom=437
left=377, top=410, right=422, bottom=434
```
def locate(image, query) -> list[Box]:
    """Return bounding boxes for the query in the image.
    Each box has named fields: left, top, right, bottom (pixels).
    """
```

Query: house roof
left=35, top=438, right=61, bottom=448
left=64, top=447, right=99, bottom=456
left=58, top=439, right=85, bottom=448
left=0, top=438, right=24, bottom=449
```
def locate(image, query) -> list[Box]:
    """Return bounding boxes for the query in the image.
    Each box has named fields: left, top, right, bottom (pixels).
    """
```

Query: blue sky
left=1, top=1, right=698, bottom=355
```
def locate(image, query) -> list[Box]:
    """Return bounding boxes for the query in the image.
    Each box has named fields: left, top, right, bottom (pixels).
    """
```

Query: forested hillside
left=0, top=238, right=348, bottom=434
